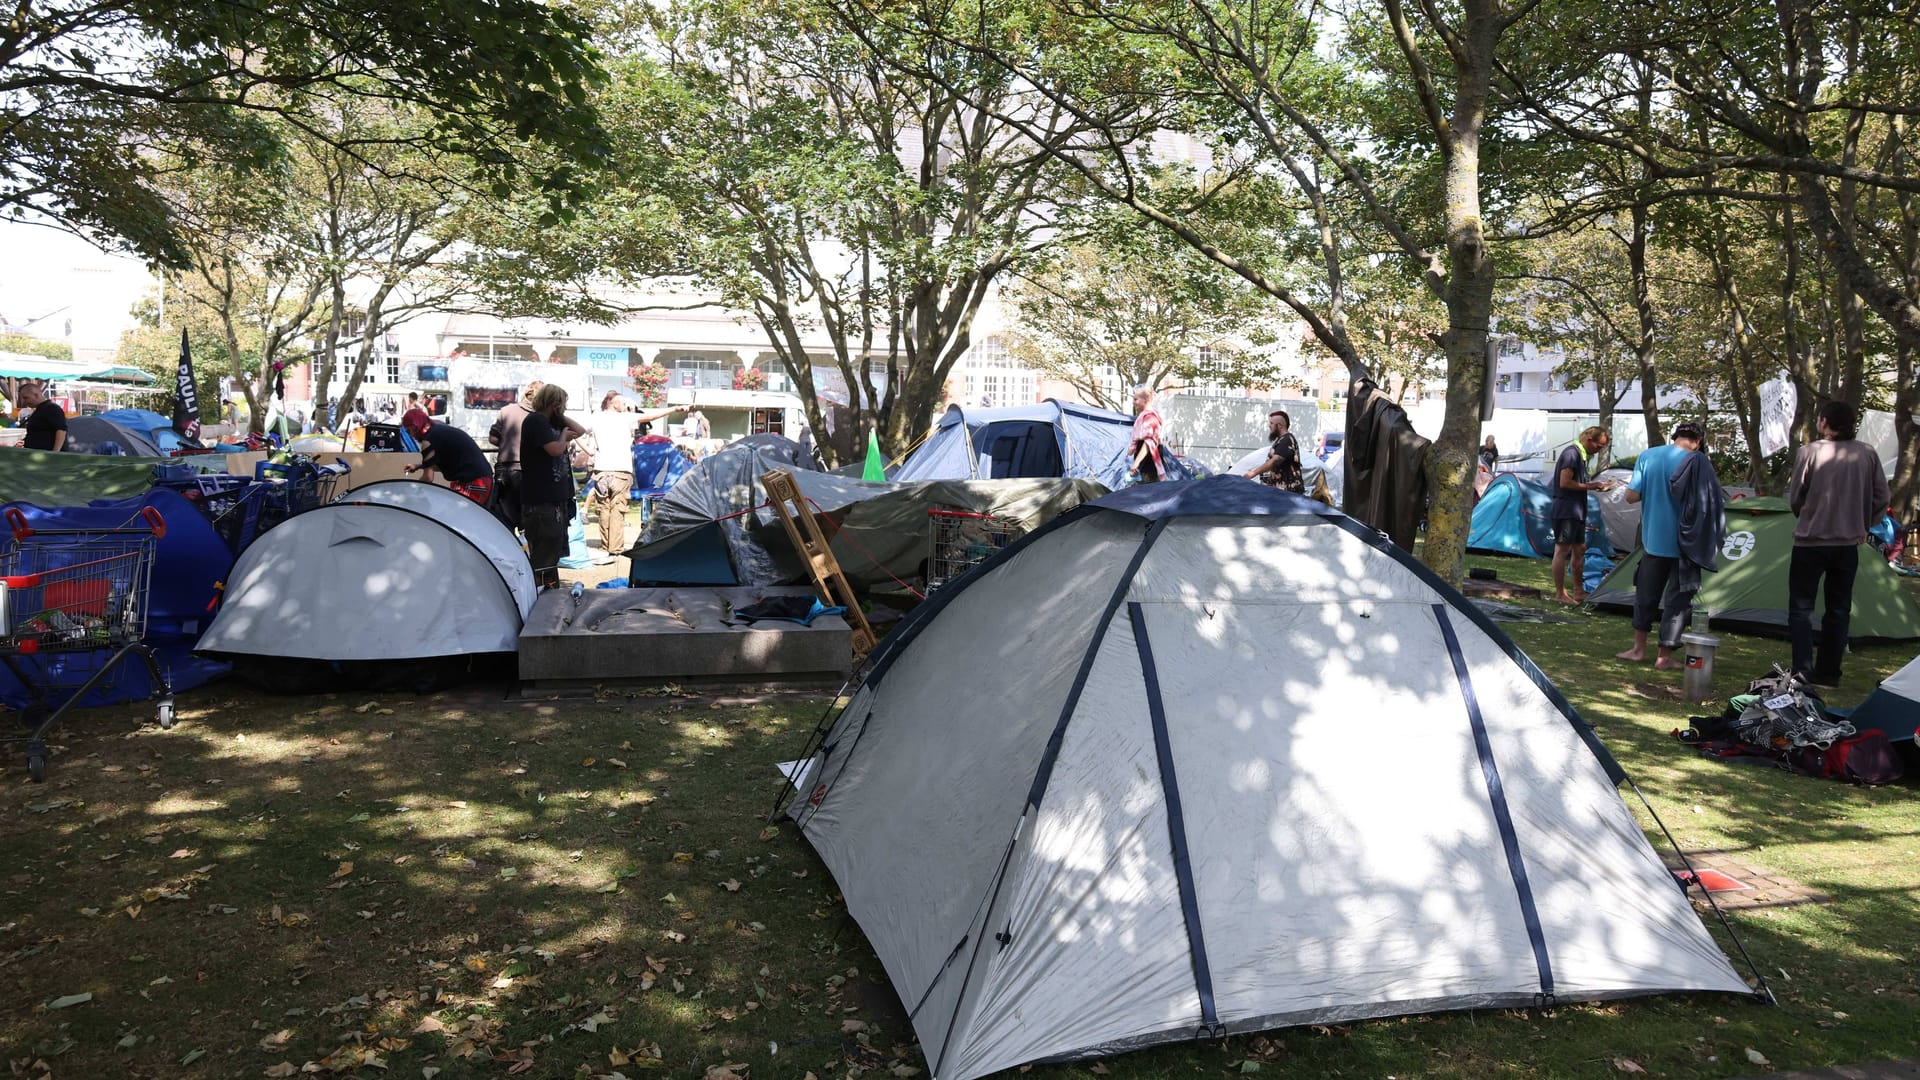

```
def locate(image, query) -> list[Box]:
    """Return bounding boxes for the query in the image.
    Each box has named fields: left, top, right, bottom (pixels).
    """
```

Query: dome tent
left=785, top=477, right=1753, bottom=1080
left=1588, top=498, right=1920, bottom=640
left=195, top=481, right=533, bottom=690
left=1467, top=473, right=1612, bottom=558
left=894, top=399, right=1197, bottom=488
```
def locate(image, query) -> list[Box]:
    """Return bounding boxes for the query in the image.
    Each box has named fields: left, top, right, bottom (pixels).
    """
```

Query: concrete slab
left=518, top=586, right=852, bottom=687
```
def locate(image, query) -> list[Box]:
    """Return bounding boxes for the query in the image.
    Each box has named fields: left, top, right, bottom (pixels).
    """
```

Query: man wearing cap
left=1616, top=422, right=1705, bottom=669
left=1244, top=408, right=1305, bottom=494
left=400, top=408, right=495, bottom=506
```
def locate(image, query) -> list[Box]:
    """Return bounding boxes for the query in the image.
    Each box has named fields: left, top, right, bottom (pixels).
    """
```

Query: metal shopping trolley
left=0, top=506, right=174, bottom=782
left=926, top=507, right=1020, bottom=591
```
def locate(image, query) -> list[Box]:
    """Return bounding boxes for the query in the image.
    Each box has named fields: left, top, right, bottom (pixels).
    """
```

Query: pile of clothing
left=1677, top=666, right=1903, bottom=785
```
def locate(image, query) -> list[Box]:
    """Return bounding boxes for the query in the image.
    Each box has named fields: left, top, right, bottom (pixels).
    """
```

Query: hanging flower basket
left=733, top=366, right=767, bottom=392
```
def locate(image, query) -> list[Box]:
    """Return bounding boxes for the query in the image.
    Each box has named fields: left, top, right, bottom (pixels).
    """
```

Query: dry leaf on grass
left=1612, top=1058, right=1647, bottom=1074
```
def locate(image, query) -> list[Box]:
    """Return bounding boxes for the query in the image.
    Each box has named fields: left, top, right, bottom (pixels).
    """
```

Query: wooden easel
left=760, top=468, right=877, bottom=654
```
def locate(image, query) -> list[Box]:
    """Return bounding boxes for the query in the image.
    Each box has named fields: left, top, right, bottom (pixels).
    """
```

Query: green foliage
left=1005, top=204, right=1291, bottom=410
left=0, top=334, right=72, bottom=362
left=1, top=0, right=609, bottom=265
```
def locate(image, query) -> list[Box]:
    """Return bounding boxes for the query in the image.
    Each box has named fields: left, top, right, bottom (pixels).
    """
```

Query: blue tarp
left=895, top=400, right=1196, bottom=488
left=0, top=488, right=232, bottom=708
left=1468, top=474, right=1613, bottom=558
left=632, top=439, right=692, bottom=499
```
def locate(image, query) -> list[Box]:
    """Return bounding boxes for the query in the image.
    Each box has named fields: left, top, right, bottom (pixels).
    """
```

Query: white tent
left=340, top=480, right=537, bottom=619
left=788, top=477, right=1751, bottom=1080
left=196, top=484, right=531, bottom=663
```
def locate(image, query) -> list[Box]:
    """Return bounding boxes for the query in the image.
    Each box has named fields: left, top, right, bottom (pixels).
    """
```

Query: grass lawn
left=3, top=555, right=1919, bottom=1079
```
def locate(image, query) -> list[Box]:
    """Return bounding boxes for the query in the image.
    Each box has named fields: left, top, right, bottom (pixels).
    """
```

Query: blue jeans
left=1788, top=545, right=1857, bottom=680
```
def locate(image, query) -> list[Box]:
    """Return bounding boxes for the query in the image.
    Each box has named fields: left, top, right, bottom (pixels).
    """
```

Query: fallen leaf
left=704, top=1064, right=749, bottom=1080
left=582, top=757, right=597, bottom=767
left=578, top=1010, right=613, bottom=1032
left=1746, top=1048, right=1771, bottom=1066
left=46, top=992, right=93, bottom=1010
left=180, top=1048, right=207, bottom=1065
left=263, top=1063, right=298, bottom=1078
left=841, top=1019, right=868, bottom=1034
left=721, top=879, right=741, bottom=892
left=673, top=852, right=694, bottom=863
left=1613, top=1059, right=1647, bottom=1074
left=258, top=1028, right=294, bottom=1051
left=332, top=861, right=354, bottom=879
left=412, top=1016, right=447, bottom=1035
left=608, top=758, right=628, bottom=769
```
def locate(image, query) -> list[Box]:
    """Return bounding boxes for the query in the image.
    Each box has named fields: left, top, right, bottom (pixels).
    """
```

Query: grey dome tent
left=196, top=480, right=533, bottom=689
left=894, top=399, right=1196, bottom=487
left=785, top=477, right=1753, bottom=1080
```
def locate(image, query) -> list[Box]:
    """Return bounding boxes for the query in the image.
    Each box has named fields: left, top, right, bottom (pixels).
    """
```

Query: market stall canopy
left=0, top=352, right=154, bottom=383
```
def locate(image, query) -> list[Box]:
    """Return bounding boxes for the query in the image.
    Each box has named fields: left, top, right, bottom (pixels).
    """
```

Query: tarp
left=895, top=399, right=1194, bottom=488
left=0, top=449, right=190, bottom=505
left=0, top=489, right=232, bottom=708
left=631, top=468, right=1104, bottom=589
left=788, top=476, right=1751, bottom=1080
left=1589, top=498, right=1920, bottom=640
left=1468, top=474, right=1612, bottom=558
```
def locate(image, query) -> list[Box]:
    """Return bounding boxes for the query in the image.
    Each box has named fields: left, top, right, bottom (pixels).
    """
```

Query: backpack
left=1789, top=730, right=1905, bottom=786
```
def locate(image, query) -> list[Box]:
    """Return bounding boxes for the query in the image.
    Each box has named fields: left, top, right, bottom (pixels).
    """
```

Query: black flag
left=172, top=328, right=201, bottom=439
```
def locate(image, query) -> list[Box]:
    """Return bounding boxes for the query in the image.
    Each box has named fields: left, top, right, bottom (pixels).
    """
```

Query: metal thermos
left=1682, top=632, right=1721, bottom=703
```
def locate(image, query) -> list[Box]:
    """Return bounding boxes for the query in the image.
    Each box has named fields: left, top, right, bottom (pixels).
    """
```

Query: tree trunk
left=1630, top=71, right=1662, bottom=447
left=1890, top=344, right=1917, bottom=522
left=1419, top=19, right=1495, bottom=585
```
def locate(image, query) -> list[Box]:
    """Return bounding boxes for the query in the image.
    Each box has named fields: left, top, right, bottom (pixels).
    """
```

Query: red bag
left=1791, top=729, right=1904, bottom=785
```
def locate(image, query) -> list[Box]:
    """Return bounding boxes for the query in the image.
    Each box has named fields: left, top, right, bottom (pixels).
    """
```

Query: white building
left=1489, top=334, right=1693, bottom=414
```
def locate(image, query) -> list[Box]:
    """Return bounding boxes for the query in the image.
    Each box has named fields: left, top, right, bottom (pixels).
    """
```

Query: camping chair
left=630, top=440, right=691, bottom=531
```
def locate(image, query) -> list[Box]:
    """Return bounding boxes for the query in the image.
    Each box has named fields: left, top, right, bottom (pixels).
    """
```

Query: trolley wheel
left=27, top=752, right=46, bottom=783
left=155, top=698, right=175, bottom=730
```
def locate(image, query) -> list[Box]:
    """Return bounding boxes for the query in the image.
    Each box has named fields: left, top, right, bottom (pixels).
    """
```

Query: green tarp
left=1589, top=497, right=1920, bottom=640
left=0, top=449, right=184, bottom=506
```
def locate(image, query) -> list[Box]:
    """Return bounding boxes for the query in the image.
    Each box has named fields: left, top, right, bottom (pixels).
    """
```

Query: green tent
left=0, top=449, right=181, bottom=505
left=1589, top=497, right=1920, bottom=640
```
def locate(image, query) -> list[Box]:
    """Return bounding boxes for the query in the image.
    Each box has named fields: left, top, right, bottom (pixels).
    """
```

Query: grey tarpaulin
left=632, top=437, right=1103, bottom=589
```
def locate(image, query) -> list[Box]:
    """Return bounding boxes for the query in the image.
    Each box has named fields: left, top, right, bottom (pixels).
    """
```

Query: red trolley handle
left=4, top=505, right=166, bottom=539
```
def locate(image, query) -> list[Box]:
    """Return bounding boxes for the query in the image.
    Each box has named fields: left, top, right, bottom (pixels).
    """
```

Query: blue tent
left=895, top=400, right=1196, bottom=488
left=100, top=408, right=203, bottom=454
left=1468, top=474, right=1613, bottom=559
left=0, top=488, right=232, bottom=708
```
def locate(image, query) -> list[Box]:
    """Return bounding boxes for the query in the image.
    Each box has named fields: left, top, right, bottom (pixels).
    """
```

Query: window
left=1498, top=374, right=1511, bottom=392
left=1497, top=337, right=1523, bottom=358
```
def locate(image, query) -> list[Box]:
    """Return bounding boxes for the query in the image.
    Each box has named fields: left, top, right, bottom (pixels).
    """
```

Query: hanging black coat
left=1342, top=377, right=1431, bottom=550
left=1669, top=449, right=1726, bottom=592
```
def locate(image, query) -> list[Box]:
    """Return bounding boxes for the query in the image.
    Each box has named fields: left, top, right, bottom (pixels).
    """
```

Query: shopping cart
left=926, top=507, right=1020, bottom=591
left=0, top=506, right=174, bottom=782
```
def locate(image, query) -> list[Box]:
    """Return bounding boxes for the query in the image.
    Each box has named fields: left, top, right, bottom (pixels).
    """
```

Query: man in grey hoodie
left=1787, top=401, right=1889, bottom=686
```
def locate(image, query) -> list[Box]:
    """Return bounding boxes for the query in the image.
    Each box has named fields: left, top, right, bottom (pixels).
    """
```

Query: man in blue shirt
left=1615, top=422, right=1704, bottom=667
left=1551, top=426, right=1612, bottom=603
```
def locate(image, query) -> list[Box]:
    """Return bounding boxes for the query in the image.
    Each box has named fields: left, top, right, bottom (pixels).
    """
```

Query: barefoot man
left=1550, top=426, right=1612, bottom=603
left=1615, top=422, right=1704, bottom=668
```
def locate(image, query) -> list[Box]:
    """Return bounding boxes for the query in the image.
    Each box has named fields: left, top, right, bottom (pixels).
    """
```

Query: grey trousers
left=1632, top=553, right=1694, bottom=649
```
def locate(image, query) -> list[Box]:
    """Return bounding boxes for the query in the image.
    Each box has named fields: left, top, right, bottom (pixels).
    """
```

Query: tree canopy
left=0, top=0, right=610, bottom=265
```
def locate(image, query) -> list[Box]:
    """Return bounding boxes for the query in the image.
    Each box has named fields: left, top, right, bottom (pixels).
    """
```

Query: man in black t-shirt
left=401, top=409, right=495, bottom=507
left=18, top=382, right=67, bottom=452
left=1550, top=425, right=1612, bottom=604
left=519, top=385, right=584, bottom=587
left=1243, top=409, right=1305, bottom=494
